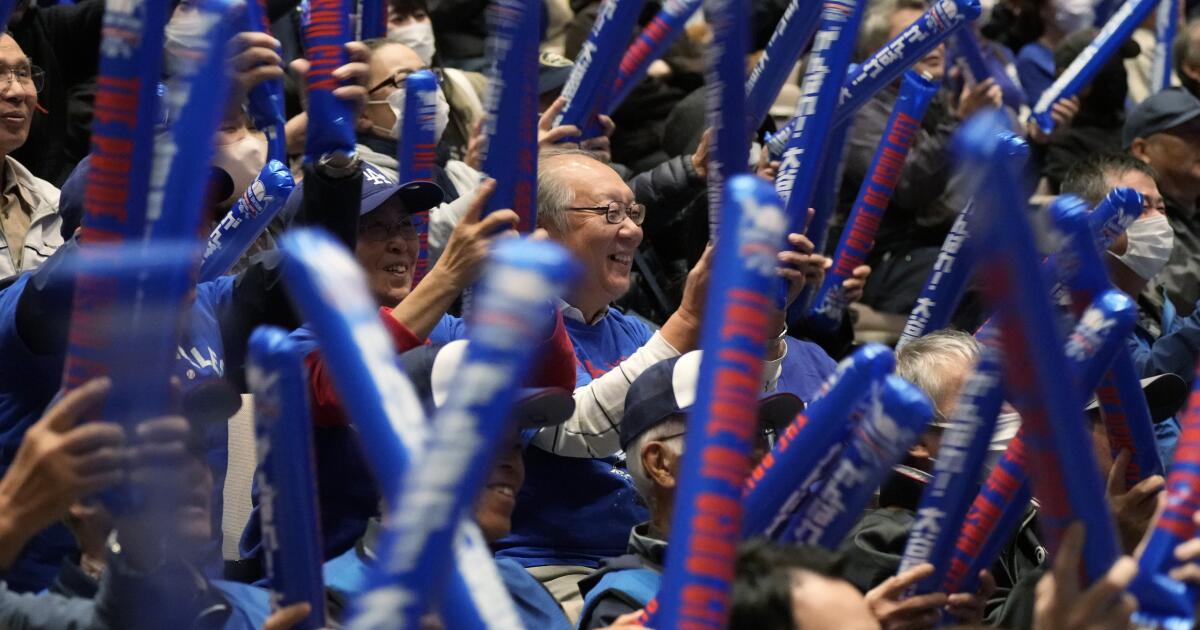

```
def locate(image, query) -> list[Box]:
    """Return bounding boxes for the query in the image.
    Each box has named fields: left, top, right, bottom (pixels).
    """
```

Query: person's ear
left=1183, top=60, right=1200, bottom=85
left=1129, top=137, right=1153, bottom=163
left=641, top=442, right=679, bottom=490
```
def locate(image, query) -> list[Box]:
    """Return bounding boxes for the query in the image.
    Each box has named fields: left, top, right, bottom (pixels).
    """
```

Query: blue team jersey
left=494, top=308, right=651, bottom=569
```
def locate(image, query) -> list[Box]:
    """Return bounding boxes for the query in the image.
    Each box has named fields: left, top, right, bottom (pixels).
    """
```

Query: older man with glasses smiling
left=0, top=33, right=59, bottom=280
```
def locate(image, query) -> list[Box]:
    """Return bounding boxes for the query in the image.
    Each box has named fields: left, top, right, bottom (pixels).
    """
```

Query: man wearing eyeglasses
left=0, top=33, right=59, bottom=280
left=489, top=146, right=832, bottom=621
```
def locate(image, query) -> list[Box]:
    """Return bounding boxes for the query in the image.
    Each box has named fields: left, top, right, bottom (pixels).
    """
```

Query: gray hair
left=536, top=147, right=598, bottom=235
left=857, top=0, right=929, bottom=61
left=625, top=417, right=686, bottom=514
left=1174, top=18, right=1200, bottom=95
left=895, top=330, right=981, bottom=423
left=1060, top=152, right=1159, bottom=206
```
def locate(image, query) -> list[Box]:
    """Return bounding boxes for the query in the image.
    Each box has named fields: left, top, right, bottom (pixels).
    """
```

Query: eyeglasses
left=567, top=201, right=646, bottom=226
left=359, top=218, right=419, bottom=242
left=0, top=64, right=43, bottom=93
left=367, top=67, right=445, bottom=95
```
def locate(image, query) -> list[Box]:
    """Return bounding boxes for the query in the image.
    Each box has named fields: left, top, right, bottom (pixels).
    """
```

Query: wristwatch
left=315, top=151, right=362, bottom=178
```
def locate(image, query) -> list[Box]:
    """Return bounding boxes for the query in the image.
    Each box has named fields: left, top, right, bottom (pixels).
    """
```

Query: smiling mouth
left=608, top=254, right=632, bottom=265
left=486, top=483, right=516, bottom=499
left=384, top=263, right=410, bottom=277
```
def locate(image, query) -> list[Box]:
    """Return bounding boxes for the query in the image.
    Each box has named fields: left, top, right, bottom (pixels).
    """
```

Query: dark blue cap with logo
left=619, top=351, right=804, bottom=452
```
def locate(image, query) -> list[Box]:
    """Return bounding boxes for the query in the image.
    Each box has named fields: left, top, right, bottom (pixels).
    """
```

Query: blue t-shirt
left=1016, top=42, right=1055, bottom=106
left=775, top=337, right=838, bottom=404
left=494, top=308, right=651, bottom=568
left=0, top=272, right=236, bottom=591
left=324, top=540, right=572, bottom=629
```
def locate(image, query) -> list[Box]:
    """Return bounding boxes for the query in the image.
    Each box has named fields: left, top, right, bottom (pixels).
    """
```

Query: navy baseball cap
left=619, top=351, right=804, bottom=452
left=400, top=340, right=575, bottom=428
left=1084, top=373, right=1189, bottom=423
left=1123, top=87, right=1200, bottom=148
left=282, top=161, right=445, bottom=225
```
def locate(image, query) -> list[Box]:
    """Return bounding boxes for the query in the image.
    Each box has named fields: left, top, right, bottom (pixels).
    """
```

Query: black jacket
left=9, top=0, right=104, bottom=186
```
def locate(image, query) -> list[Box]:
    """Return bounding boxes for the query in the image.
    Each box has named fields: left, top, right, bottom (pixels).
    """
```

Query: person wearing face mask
left=1061, top=152, right=1194, bottom=464
left=1015, top=0, right=1093, bottom=105
left=386, top=0, right=489, bottom=162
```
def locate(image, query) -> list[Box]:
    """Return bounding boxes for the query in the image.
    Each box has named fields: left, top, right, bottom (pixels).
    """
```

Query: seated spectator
left=0, top=34, right=62, bottom=280
left=730, top=540, right=882, bottom=630
left=837, top=0, right=997, bottom=316
left=1174, top=17, right=1200, bottom=99
left=1124, top=87, right=1200, bottom=316
left=6, top=0, right=103, bottom=187
left=1040, top=29, right=1140, bottom=192
left=1015, top=0, right=1091, bottom=105
left=1060, top=153, right=1200, bottom=463
left=575, top=351, right=804, bottom=628
left=322, top=341, right=577, bottom=629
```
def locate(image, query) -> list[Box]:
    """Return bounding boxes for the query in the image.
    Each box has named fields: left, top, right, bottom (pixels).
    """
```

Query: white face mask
left=1113, top=214, right=1174, bottom=281
left=388, top=21, right=437, bottom=66
left=368, top=85, right=450, bottom=144
left=1051, top=0, right=1092, bottom=34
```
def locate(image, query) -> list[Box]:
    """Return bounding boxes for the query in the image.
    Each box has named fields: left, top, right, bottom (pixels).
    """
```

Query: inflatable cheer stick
left=807, top=71, right=938, bottom=331
left=945, top=289, right=1139, bottom=593
left=608, top=0, right=705, bottom=113
left=479, top=0, right=540, bottom=231
left=744, top=0, right=823, bottom=133
left=279, top=229, right=524, bottom=630
left=130, top=0, right=238, bottom=422
left=700, top=0, right=751, bottom=237
left=957, top=110, right=1121, bottom=584
left=242, top=0, right=288, bottom=163
left=833, top=0, right=979, bottom=125
left=944, top=426, right=1033, bottom=594
left=1050, top=196, right=1164, bottom=485
left=397, top=70, right=438, bottom=283
left=1129, top=365, right=1200, bottom=628
left=742, top=343, right=895, bottom=538
left=765, top=0, right=980, bottom=153
left=357, top=0, right=387, bottom=39
left=353, top=240, right=578, bottom=629
left=303, top=0, right=357, bottom=161
left=199, top=160, right=296, bottom=282
left=248, top=327, right=327, bottom=630
left=780, top=375, right=933, bottom=548
left=647, top=175, right=790, bottom=630
left=61, top=0, right=169, bottom=400
left=1152, top=0, right=1179, bottom=93
left=556, top=0, right=646, bottom=140
left=952, top=28, right=992, bottom=84
left=893, top=133, right=1026, bottom=348
left=774, top=0, right=865, bottom=217
left=896, top=346, right=1003, bottom=596
left=1030, top=0, right=1159, bottom=134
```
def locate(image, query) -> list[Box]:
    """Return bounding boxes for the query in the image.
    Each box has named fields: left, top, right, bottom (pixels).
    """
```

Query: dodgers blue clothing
left=1016, top=42, right=1055, bottom=106
left=241, top=313, right=465, bottom=567
left=494, top=307, right=651, bottom=568
left=776, top=336, right=838, bottom=404
left=323, top=524, right=572, bottom=629
left=1128, top=288, right=1199, bottom=466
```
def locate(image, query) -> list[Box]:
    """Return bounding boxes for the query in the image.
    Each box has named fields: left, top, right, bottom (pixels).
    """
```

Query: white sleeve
left=532, top=332, right=680, bottom=459
left=533, top=333, right=789, bottom=459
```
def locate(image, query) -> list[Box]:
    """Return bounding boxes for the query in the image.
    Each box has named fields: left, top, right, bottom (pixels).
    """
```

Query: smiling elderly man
left=490, top=147, right=816, bottom=621
left=0, top=33, right=58, bottom=279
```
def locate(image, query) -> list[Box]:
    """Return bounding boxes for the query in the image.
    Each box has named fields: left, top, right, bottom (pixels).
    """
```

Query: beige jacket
left=0, top=156, right=61, bottom=279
